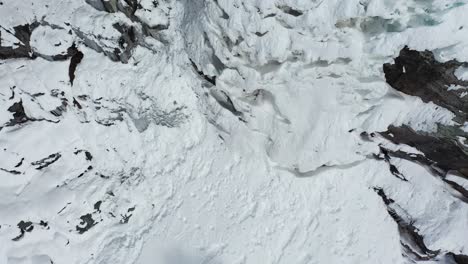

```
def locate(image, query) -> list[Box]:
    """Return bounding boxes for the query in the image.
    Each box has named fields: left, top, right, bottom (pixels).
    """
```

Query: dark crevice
left=276, top=5, right=304, bottom=17
left=210, top=89, right=243, bottom=116
left=378, top=147, right=435, bottom=168
left=189, top=58, right=216, bottom=85
left=77, top=165, right=93, bottom=178
left=32, top=92, right=45, bottom=97
left=263, top=13, right=276, bottom=19
left=388, top=163, right=408, bottom=181
left=255, top=31, right=268, bottom=37
left=213, top=0, right=229, bottom=19
left=14, top=158, right=24, bottom=168
left=31, top=153, right=61, bottom=170
left=443, top=179, right=468, bottom=202
left=9, top=86, right=16, bottom=100
left=73, top=97, right=83, bottom=110
left=374, top=146, right=408, bottom=181
left=68, top=44, right=84, bottom=85
left=0, top=168, right=21, bottom=175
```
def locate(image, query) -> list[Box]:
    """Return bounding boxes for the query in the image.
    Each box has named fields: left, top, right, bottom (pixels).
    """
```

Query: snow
left=30, top=26, right=73, bottom=57
left=0, top=0, right=467, bottom=264
left=455, top=66, right=468, bottom=81
left=463, top=122, right=468, bottom=132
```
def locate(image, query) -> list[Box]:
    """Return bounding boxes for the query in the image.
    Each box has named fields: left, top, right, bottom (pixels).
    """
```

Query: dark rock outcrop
left=31, top=153, right=62, bottom=170
left=375, top=47, right=468, bottom=261
left=7, top=101, right=28, bottom=126
left=384, top=46, right=468, bottom=121
left=380, top=125, right=468, bottom=178
left=12, top=221, right=34, bottom=241
left=84, top=0, right=169, bottom=60
left=450, top=253, right=468, bottom=264
left=0, top=23, right=39, bottom=60
left=76, top=213, right=97, bottom=234
left=381, top=47, right=468, bottom=179
left=68, top=44, right=84, bottom=85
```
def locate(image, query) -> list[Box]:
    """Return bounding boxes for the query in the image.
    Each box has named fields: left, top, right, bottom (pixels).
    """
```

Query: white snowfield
left=0, top=0, right=467, bottom=264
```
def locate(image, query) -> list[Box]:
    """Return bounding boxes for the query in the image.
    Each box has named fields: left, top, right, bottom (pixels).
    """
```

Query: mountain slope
left=0, top=0, right=467, bottom=263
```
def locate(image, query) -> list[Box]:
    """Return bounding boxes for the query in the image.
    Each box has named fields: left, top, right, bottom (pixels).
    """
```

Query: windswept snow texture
left=1, top=0, right=468, bottom=264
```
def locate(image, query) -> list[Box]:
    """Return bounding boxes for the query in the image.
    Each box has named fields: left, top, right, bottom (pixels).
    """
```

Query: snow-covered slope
left=0, top=0, right=467, bottom=263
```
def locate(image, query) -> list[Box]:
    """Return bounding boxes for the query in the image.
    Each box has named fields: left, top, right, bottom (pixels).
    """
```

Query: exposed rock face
left=366, top=46, right=468, bottom=262
left=451, top=254, right=468, bottom=264
left=6, top=101, right=28, bottom=126
left=380, top=125, right=468, bottom=177
left=0, top=23, right=38, bottom=59
left=384, top=47, right=468, bottom=121
left=380, top=47, right=468, bottom=204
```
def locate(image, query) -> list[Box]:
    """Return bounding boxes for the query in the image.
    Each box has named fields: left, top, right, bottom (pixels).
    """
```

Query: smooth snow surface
left=0, top=0, right=467, bottom=264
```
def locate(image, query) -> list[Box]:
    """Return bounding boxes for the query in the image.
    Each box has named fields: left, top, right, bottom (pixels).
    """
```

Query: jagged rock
left=380, top=125, right=468, bottom=177
left=12, top=221, right=34, bottom=241
left=103, top=0, right=119, bottom=13
left=450, top=253, right=468, bottom=264
left=76, top=214, right=97, bottom=234
left=112, top=23, right=137, bottom=63
left=384, top=47, right=468, bottom=121
left=7, top=101, right=28, bottom=126
left=381, top=47, right=468, bottom=189
left=0, top=23, right=39, bottom=60
left=81, top=0, right=171, bottom=63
